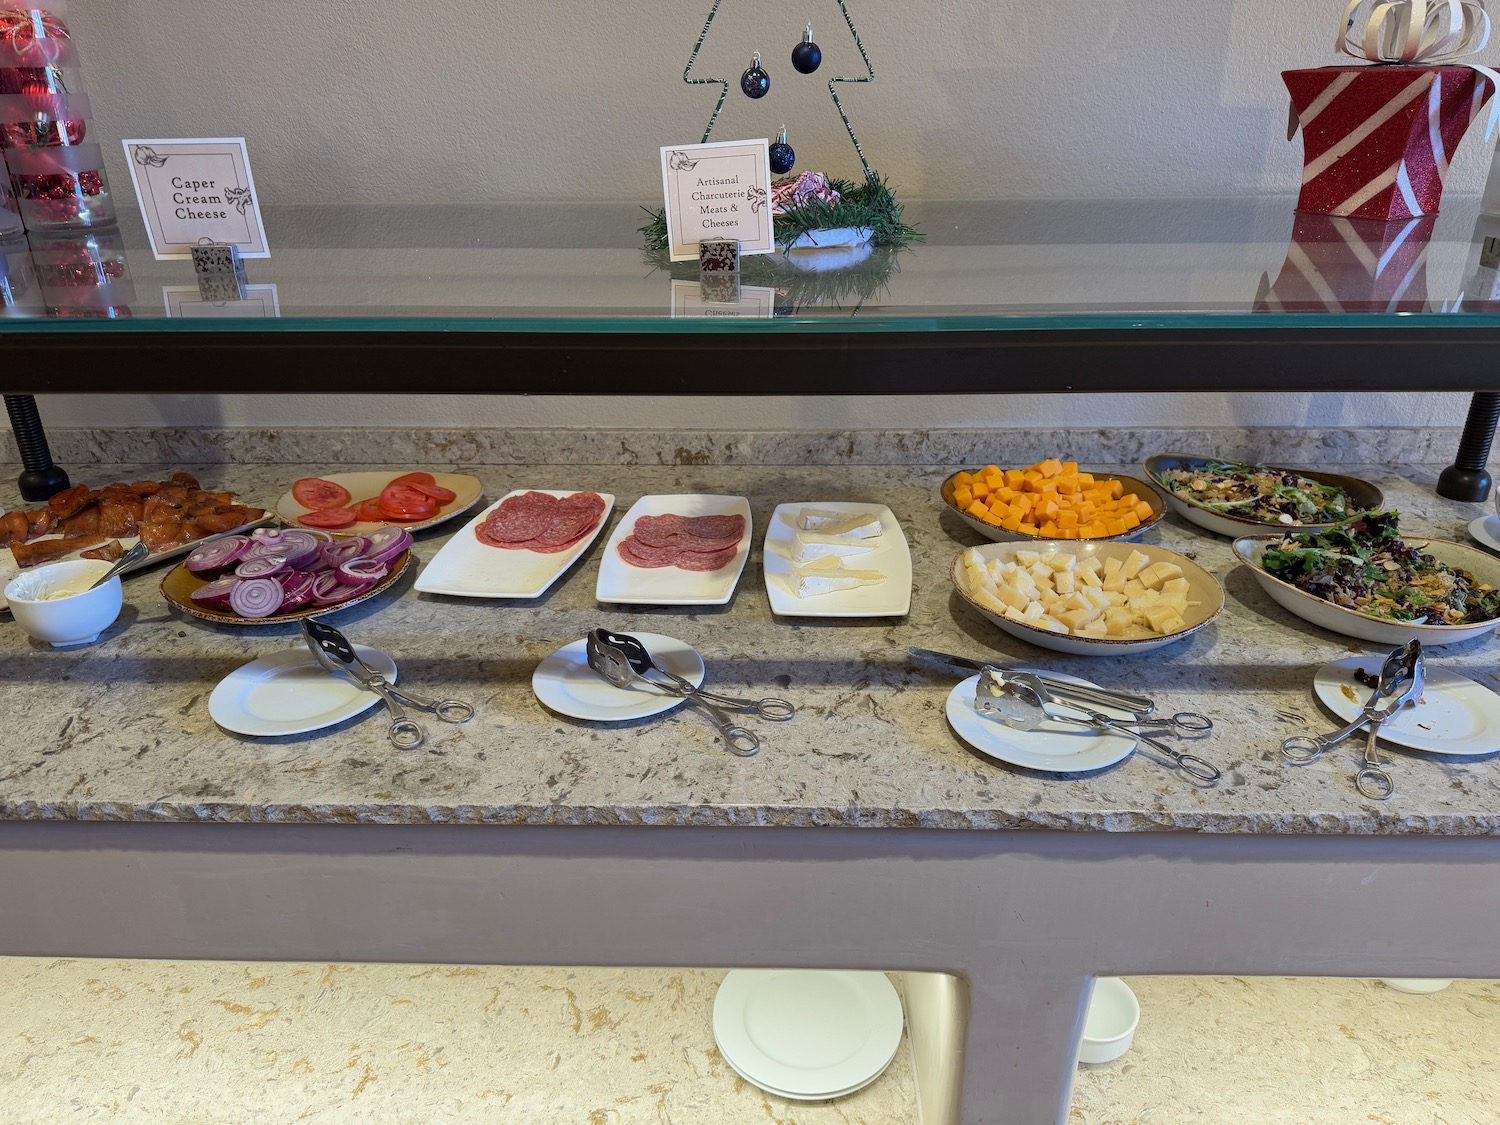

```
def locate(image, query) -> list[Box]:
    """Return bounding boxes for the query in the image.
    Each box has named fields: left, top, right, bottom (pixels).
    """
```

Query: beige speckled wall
left=63, top=0, right=1500, bottom=203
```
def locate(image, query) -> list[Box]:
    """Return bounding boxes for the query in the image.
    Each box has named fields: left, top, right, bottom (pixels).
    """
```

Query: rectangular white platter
left=762, top=501, right=912, bottom=618
left=414, top=490, right=615, bottom=599
left=596, top=494, right=752, bottom=606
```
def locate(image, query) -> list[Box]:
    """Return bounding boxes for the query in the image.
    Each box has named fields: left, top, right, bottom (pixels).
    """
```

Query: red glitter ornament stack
left=0, top=1, right=115, bottom=229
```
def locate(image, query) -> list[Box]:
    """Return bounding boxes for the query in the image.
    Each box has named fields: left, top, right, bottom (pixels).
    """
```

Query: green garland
left=640, top=175, right=921, bottom=254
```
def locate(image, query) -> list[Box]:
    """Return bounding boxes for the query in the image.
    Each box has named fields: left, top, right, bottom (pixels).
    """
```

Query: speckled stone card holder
left=191, top=243, right=244, bottom=275
left=700, top=274, right=740, bottom=304
left=699, top=239, right=739, bottom=273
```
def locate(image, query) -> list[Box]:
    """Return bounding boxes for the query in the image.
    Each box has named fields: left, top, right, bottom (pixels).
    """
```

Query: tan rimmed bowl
left=951, top=540, right=1224, bottom=656
left=941, top=469, right=1165, bottom=545
left=1145, top=454, right=1383, bottom=538
left=1234, top=534, right=1500, bottom=646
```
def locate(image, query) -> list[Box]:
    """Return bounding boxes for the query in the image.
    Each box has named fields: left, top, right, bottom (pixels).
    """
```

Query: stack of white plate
left=711, top=969, right=905, bottom=1100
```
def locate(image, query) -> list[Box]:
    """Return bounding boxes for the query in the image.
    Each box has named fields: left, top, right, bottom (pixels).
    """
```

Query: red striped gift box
left=1284, top=64, right=1494, bottom=220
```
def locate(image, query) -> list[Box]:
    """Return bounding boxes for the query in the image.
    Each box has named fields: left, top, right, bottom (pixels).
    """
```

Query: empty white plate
left=712, top=970, right=904, bottom=1100
left=945, top=673, right=1138, bottom=774
left=209, top=646, right=397, bottom=737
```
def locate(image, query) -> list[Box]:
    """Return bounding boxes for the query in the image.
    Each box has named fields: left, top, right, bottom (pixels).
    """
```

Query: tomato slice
left=298, top=507, right=358, bottom=529
left=292, top=477, right=352, bottom=511
left=392, top=472, right=436, bottom=487
left=378, top=483, right=439, bottom=522
left=410, top=481, right=457, bottom=504
left=354, top=497, right=387, bottom=523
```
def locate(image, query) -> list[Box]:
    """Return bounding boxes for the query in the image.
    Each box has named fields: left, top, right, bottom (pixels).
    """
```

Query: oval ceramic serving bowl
left=941, top=469, right=1165, bottom=544
left=950, top=540, right=1224, bottom=656
left=1144, top=453, right=1384, bottom=538
left=1233, top=534, right=1500, bottom=645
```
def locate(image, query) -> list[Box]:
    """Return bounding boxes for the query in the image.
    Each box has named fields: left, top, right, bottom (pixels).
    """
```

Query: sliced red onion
left=278, top=570, right=317, bottom=601
left=279, top=584, right=315, bottom=611
left=320, top=537, right=369, bottom=568
left=185, top=534, right=250, bottom=575
left=188, top=574, right=240, bottom=608
left=235, top=555, right=287, bottom=579
left=250, top=527, right=287, bottom=547
left=227, top=576, right=285, bottom=618
left=338, top=556, right=389, bottom=585
left=311, top=577, right=377, bottom=606
left=361, top=525, right=413, bottom=566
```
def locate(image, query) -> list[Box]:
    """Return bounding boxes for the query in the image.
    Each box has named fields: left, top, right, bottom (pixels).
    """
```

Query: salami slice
left=631, top=512, right=744, bottom=552
left=673, top=543, right=739, bottom=571
left=616, top=536, right=681, bottom=568
left=476, top=491, right=606, bottom=552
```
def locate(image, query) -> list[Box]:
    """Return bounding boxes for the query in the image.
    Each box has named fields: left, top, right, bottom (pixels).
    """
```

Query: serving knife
left=906, top=646, right=1156, bottom=715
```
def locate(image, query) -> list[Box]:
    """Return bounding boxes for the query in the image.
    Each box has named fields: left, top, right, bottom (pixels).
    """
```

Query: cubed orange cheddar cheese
left=949, top=458, right=1153, bottom=539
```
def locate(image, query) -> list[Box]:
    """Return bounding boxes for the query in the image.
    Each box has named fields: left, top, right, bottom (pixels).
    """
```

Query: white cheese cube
left=1122, top=550, right=1151, bottom=580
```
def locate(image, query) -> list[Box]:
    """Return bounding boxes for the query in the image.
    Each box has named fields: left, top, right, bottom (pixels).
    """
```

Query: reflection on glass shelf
left=3, top=196, right=1500, bottom=330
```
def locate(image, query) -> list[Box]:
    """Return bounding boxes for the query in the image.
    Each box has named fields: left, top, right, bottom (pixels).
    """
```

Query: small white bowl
left=5, top=558, right=123, bottom=646
left=1378, top=978, right=1453, bottom=994
left=1233, top=534, right=1500, bottom=646
left=951, top=540, right=1224, bottom=656
left=1079, top=977, right=1140, bottom=1065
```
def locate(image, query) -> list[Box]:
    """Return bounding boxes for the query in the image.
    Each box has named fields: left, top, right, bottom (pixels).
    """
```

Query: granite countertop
left=2, top=461, right=1498, bottom=834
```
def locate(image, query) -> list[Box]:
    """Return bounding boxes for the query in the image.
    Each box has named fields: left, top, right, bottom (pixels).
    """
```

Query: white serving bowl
left=950, top=540, right=1224, bottom=656
left=1143, top=453, right=1383, bottom=539
left=1233, top=534, right=1500, bottom=646
left=1078, top=977, right=1140, bottom=1065
left=1378, top=978, right=1453, bottom=994
left=5, top=558, right=122, bottom=646
left=940, top=469, right=1165, bottom=544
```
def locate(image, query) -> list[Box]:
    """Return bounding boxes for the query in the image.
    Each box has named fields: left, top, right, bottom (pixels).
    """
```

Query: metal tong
left=981, top=671, right=1222, bottom=783
left=908, top=647, right=1157, bottom=717
left=302, top=619, right=475, bottom=749
left=584, top=628, right=794, bottom=757
left=1282, top=640, right=1423, bottom=800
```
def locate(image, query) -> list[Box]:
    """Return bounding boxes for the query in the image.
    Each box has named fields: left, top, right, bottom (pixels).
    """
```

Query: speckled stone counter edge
left=0, top=425, right=1478, bottom=468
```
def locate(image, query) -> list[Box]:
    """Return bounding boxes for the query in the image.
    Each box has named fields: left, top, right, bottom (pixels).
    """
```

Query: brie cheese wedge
left=791, top=564, right=887, bottom=598
left=794, top=508, right=883, bottom=539
left=792, top=531, right=878, bottom=563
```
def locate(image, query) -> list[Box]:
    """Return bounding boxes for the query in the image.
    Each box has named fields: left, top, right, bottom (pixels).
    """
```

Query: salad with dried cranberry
left=1261, top=511, right=1500, bottom=624
left=1159, top=460, right=1357, bottom=525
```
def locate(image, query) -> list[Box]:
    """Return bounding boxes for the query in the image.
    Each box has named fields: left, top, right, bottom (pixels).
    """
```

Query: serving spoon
left=88, top=541, right=149, bottom=589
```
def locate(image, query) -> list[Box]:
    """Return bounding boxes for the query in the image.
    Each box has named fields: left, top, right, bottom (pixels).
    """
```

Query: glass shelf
left=2, top=195, right=1500, bottom=331
left=6, top=196, right=1500, bottom=402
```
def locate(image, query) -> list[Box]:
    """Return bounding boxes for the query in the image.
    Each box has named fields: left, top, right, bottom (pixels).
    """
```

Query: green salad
left=1261, top=511, right=1500, bottom=625
left=1159, top=459, right=1357, bottom=525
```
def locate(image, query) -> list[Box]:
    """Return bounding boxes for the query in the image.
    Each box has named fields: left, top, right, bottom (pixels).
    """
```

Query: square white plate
left=595, top=494, right=752, bottom=606
left=415, top=490, right=614, bottom=599
left=762, top=502, right=912, bottom=617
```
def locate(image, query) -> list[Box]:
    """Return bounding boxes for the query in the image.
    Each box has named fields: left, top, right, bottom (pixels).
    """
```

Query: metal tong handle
left=1356, top=721, right=1395, bottom=801
left=303, top=619, right=426, bottom=750
left=684, top=698, right=760, bottom=756
left=592, top=628, right=794, bottom=720
left=1282, top=711, right=1373, bottom=765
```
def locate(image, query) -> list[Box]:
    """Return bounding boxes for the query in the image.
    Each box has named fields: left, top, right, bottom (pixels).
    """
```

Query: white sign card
left=659, top=139, right=774, bottom=262
left=669, top=279, right=777, bottom=318
left=120, top=138, right=269, bottom=260
left=162, top=284, right=281, bottom=318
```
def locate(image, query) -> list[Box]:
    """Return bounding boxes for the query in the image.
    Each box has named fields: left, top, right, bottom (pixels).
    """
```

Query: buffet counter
left=4, top=459, right=1500, bottom=1125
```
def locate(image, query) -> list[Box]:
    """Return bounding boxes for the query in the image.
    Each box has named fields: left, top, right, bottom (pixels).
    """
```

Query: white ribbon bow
left=1338, top=0, right=1500, bottom=135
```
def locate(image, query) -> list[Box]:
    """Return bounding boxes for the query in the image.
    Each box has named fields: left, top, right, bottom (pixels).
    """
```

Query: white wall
left=31, top=0, right=1500, bottom=435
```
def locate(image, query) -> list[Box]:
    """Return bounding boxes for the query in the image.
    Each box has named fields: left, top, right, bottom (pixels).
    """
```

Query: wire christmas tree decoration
left=682, top=0, right=878, bottom=182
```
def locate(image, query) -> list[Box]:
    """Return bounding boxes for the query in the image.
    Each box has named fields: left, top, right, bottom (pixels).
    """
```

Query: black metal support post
left=4, top=393, right=69, bottom=501
left=1437, top=392, right=1500, bottom=502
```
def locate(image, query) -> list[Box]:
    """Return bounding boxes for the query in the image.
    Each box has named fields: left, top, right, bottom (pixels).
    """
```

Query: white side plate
left=712, top=970, right=903, bottom=1100
left=945, top=673, right=1138, bottom=773
left=1312, top=657, right=1500, bottom=756
left=595, top=494, right=752, bottom=606
left=532, top=633, right=705, bottom=721
left=762, top=502, right=911, bottom=618
left=415, top=490, right=614, bottom=599
left=209, top=645, right=396, bottom=737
